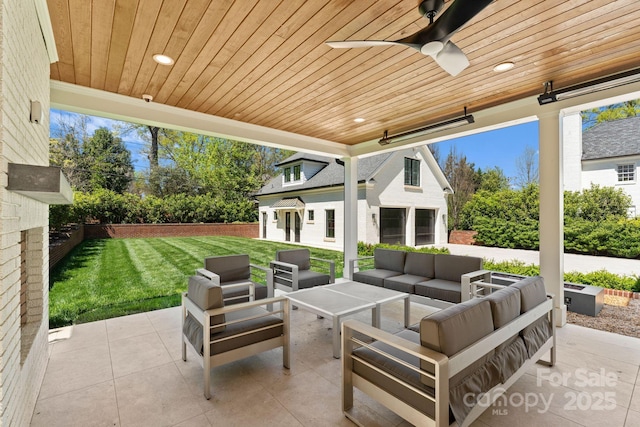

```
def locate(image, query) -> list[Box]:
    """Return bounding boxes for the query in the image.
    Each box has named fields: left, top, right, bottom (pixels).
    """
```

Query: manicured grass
left=49, top=236, right=344, bottom=327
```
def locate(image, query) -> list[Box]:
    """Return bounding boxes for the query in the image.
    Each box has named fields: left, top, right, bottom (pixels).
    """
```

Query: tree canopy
left=582, top=99, right=640, bottom=129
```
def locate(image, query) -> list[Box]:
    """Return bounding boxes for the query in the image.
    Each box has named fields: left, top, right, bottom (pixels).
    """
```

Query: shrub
left=357, top=242, right=449, bottom=256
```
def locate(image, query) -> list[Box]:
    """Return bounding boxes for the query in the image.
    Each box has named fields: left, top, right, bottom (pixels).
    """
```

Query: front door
left=294, top=212, right=301, bottom=242
left=262, top=212, right=267, bottom=238
left=285, top=212, right=291, bottom=241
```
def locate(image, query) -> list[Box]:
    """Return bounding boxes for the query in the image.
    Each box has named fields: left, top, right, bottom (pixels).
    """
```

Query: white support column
left=538, top=110, right=567, bottom=327
left=343, top=157, right=358, bottom=278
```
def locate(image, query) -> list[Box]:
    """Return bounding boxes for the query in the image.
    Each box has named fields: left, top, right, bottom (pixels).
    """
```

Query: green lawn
left=49, top=236, right=344, bottom=328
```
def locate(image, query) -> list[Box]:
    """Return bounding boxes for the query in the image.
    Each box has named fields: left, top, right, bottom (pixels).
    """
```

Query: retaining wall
left=83, top=223, right=259, bottom=239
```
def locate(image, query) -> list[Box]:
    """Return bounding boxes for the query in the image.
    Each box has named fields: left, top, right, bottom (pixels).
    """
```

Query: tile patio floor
left=33, top=301, right=640, bottom=426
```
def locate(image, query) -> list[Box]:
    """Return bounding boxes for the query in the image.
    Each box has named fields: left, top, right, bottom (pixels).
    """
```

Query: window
left=415, top=209, right=435, bottom=245
left=274, top=211, right=278, bottom=221
left=380, top=208, right=406, bottom=245
left=325, top=209, right=335, bottom=238
left=617, top=164, right=635, bottom=182
left=308, top=210, right=314, bottom=221
left=283, top=167, right=291, bottom=183
left=293, top=164, right=301, bottom=181
left=404, top=158, right=420, bottom=186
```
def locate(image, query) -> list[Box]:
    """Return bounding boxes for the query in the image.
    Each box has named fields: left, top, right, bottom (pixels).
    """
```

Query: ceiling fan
left=326, top=0, right=493, bottom=76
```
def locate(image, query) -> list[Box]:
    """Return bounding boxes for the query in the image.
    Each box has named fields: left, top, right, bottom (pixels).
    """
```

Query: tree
left=83, top=127, right=134, bottom=193
left=443, top=146, right=476, bottom=230
left=582, top=99, right=640, bottom=129
left=50, top=113, right=93, bottom=191
left=476, top=167, right=510, bottom=192
left=513, top=146, right=539, bottom=188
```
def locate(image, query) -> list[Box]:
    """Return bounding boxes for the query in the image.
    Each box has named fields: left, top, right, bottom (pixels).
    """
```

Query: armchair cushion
left=276, top=249, right=311, bottom=270
left=209, top=307, right=284, bottom=355
left=205, top=254, right=251, bottom=282
left=188, top=276, right=225, bottom=332
left=297, top=269, right=330, bottom=289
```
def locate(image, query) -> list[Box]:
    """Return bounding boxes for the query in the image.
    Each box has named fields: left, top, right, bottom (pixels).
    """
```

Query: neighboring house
left=256, top=147, right=452, bottom=250
left=564, top=113, right=640, bottom=216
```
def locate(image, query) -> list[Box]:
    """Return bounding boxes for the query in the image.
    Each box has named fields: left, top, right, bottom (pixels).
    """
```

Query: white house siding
left=0, top=1, right=52, bottom=425
left=563, top=112, right=583, bottom=192
left=369, top=149, right=448, bottom=246
left=582, top=156, right=640, bottom=215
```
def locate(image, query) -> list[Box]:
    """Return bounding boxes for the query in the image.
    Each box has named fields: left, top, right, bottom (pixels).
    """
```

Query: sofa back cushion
left=277, top=249, right=311, bottom=270
left=485, top=286, right=521, bottom=329
left=511, top=276, right=546, bottom=313
left=205, top=254, right=250, bottom=283
left=434, top=254, right=482, bottom=283
left=188, top=275, right=225, bottom=333
left=403, top=252, right=435, bottom=278
left=374, top=248, right=406, bottom=272
left=419, top=298, right=494, bottom=356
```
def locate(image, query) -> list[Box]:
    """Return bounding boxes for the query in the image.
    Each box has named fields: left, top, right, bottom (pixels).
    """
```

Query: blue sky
left=431, top=121, right=539, bottom=180
left=50, top=109, right=539, bottom=179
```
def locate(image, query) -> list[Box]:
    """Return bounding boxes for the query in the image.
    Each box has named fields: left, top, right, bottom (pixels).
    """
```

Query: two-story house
left=564, top=113, right=640, bottom=216
left=255, top=147, right=452, bottom=250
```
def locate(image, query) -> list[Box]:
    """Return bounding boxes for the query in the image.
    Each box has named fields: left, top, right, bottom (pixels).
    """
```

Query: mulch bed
left=567, top=296, right=640, bottom=339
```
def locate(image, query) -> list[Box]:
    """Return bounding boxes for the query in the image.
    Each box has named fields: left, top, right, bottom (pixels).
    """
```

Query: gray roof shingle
left=583, top=116, right=640, bottom=160
left=256, top=152, right=393, bottom=196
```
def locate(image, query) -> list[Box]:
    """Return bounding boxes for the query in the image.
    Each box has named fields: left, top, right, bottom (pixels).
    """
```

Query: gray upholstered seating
left=270, top=248, right=335, bottom=292
left=350, top=249, right=483, bottom=304
left=342, top=275, right=555, bottom=427
left=182, top=275, right=290, bottom=399
left=196, top=254, right=273, bottom=304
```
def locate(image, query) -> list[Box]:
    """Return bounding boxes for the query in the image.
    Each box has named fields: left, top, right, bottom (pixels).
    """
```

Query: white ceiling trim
left=33, top=0, right=58, bottom=63
left=50, top=81, right=349, bottom=158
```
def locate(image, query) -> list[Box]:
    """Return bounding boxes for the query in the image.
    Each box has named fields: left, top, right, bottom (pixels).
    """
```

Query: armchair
left=182, top=275, right=290, bottom=399
left=196, top=254, right=273, bottom=304
left=270, top=248, right=335, bottom=292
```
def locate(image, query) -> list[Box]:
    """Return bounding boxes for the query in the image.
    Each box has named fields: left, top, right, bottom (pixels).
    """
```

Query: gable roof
left=256, top=152, right=393, bottom=196
left=582, top=116, right=640, bottom=160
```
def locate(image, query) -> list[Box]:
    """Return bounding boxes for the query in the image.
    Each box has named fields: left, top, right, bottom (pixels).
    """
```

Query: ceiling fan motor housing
left=419, top=0, right=445, bottom=20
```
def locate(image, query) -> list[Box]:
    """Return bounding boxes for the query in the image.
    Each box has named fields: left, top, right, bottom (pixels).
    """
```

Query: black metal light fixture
left=379, top=107, right=474, bottom=146
left=537, top=68, right=640, bottom=106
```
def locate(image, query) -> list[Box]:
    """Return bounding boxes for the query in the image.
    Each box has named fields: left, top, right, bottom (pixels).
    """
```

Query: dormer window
left=283, top=163, right=303, bottom=185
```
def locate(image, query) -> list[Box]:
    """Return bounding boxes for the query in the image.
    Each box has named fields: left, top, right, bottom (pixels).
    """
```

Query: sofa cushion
left=277, top=249, right=311, bottom=270
left=204, top=255, right=250, bottom=282
left=414, top=279, right=461, bottom=303
left=419, top=298, right=494, bottom=357
left=485, top=286, right=521, bottom=330
left=511, top=276, right=547, bottom=312
left=511, top=276, right=552, bottom=357
left=373, top=248, right=406, bottom=273
left=352, top=269, right=401, bottom=287
left=434, top=254, right=482, bottom=283
left=403, top=252, right=435, bottom=278
left=384, top=274, right=429, bottom=294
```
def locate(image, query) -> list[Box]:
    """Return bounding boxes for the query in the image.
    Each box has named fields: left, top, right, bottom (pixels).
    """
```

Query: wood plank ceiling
left=47, top=0, right=640, bottom=145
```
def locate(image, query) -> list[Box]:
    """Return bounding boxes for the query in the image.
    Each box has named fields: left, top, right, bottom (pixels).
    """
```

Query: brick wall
left=84, top=223, right=259, bottom=239
left=448, top=230, right=477, bottom=245
left=49, top=226, right=85, bottom=269
left=0, top=1, right=51, bottom=425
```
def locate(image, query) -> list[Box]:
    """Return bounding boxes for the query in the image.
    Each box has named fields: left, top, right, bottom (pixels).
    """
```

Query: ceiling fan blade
left=326, top=40, right=419, bottom=50
left=408, top=0, right=494, bottom=45
left=434, top=41, right=469, bottom=76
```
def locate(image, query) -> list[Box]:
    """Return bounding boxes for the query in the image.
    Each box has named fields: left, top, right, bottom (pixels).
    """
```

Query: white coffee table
left=285, top=281, right=410, bottom=358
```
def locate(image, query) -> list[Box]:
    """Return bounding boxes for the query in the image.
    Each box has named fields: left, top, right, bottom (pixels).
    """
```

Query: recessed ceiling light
left=153, top=54, right=174, bottom=65
left=354, top=117, right=365, bottom=123
left=493, top=62, right=515, bottom=72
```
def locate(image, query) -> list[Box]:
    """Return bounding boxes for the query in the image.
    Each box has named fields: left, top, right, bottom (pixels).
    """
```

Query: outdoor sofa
left=342, top=275, right=556, bottom=427
left=349, top=248, right=483, bottom=304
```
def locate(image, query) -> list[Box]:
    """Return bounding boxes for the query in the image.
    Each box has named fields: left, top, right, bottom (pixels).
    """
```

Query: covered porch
left=33, top=302, right=640, bottom=426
